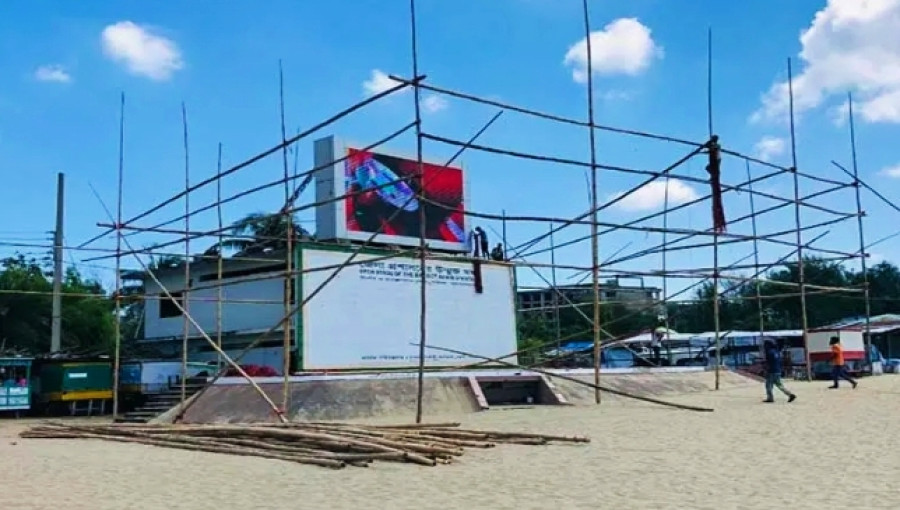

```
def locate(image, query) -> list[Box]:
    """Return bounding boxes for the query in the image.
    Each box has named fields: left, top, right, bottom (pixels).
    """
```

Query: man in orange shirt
left=829, top=336, right=858, bottom=389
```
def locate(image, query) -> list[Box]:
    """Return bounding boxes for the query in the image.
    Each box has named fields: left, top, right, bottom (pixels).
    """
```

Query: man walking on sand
left=829, top=336, right=858, bottom=389
left=763, top=338, right=796, bottom=403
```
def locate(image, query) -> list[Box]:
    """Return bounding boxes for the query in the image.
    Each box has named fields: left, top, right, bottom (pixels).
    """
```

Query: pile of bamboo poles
left=21, top=421, right=589, bottom=470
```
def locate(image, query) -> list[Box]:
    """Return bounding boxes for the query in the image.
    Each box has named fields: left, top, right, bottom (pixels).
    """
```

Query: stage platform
left=160, top=367, right=756, bottom=424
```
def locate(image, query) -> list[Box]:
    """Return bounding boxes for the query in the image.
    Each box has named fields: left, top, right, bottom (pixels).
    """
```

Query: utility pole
left=51, top=172, right=65, bottom=353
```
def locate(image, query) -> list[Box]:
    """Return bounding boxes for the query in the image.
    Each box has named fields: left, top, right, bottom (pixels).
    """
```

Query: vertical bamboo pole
left=580, top=0, right=602, bottom=405
left=180, top=102, right=191, bottom=408
left=215, top=143, right=224, bottom=374
left=662, top=174, right=671, bottom=363
left=549, top=222, right=561, bottom=354
left=501, top=209, right=508, bottom=259
left=745, top=161, right=765, bottom=342
left=112, top=92, right=125, bottom=420
left=787, top=59, right=812, bottom=381
left=278, top=60, right=293, bottom=416
left=709, top=28, right=722, bottom=390
left=847, top=93, right=872, bottom=366
left=410, top=0, right=428, bottom=424
left=713, top=230, right=722, bottom=389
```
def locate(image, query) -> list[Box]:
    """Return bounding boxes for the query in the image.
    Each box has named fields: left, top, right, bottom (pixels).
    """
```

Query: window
left=159, top=291, right=184, bottom=318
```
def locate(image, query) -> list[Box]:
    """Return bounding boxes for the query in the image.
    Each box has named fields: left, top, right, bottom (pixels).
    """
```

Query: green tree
left=0, top=254, right=114, bottom=354
left=220, top=212, right=312, bottom=256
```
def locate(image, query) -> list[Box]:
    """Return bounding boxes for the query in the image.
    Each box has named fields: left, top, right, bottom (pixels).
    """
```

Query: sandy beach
left=2, top=374, right=898, bottom=510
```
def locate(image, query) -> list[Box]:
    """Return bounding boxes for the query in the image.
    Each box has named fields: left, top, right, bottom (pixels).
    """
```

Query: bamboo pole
left=278, top=60, right=294, bottom=416
left=216, top=143, right=224, bottom=374
left=549, top=222, right=561, bottom=354
left=708, top=30, right=722, bottom=390
left=662, top=170, right=671, bottom=362
left=112, top=92, right=125, bottom=420
left=787, top=58, right=812, bottom=381
left=580, top=0, right=602, bottom=405
left=408, top=0, right=429, bottom=425
left=847, top=93, right=873, bottom=367
left=745, top=161, right=766, bottom=342
left=180, top=102, right=191, bottom=408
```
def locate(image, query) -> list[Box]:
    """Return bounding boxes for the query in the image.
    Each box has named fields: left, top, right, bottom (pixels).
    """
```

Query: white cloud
left=752, top=0, right=900, bottom=124
left=421, top=94, right=448, bottom=113
left=34, top=65, right=71, bottom=83
left=362, top=69, right=402, bottom=96
left=101, top=21, right=183, bottom=81
left=610, top=179, right=699, bottom=212
left=563, top=18, right=662, bottom=83
left=880, top=163, right=900, bottom=177
left=754, top=136, right=787, bottom=162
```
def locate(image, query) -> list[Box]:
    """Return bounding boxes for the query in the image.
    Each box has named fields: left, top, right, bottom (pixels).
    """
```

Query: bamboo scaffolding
left=484, top=229, right=833, bottom=375
left=171, top=109, right=504, bottom=423
left=518, top=172, right=852, bottom=260
left=50, top=6, right=883, bottom=439
left=84, top=122, right=418, bottom=262
left=88, top=190, right=289, bottom=423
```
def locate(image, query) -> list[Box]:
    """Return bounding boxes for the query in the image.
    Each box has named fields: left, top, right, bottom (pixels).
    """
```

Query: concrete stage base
left=167, top=367, right=757, bottom=424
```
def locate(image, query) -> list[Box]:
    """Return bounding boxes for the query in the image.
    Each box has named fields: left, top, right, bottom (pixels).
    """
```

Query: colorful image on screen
left=344, top=148, right=465, bottom=245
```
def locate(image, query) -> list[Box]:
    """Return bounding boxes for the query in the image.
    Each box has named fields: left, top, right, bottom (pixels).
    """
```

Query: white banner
left=300, top=248, right=518, bottom=370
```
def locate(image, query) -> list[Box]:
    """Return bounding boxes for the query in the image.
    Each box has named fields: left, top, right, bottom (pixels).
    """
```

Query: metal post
left=787, top=59, right=812, bottom=381
left=51, top=172, right=64, bottom=354
left=848, top=93, right=872, bottom=368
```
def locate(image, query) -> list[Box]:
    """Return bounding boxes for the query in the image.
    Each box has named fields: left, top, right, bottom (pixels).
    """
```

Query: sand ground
left=2, top=374, right=899, bottom=510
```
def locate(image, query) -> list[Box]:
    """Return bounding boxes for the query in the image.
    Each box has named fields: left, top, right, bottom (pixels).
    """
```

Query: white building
left=137, top=244, right=519, bottom=375
left=140, top=250, right=292, bottom=371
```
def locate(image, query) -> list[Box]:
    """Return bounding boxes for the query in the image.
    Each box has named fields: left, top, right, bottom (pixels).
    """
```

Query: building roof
left=821, top=314, right=900, bottom=334
left=518, top=282, right=662, bottom=293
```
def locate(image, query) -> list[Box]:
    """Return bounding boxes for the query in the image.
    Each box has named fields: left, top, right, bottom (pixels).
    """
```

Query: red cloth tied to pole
left=706, top=135, right=727, bottom=233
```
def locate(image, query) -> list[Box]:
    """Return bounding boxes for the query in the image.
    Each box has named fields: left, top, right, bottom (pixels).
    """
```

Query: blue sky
left=2, top=0, right=899, bottom=301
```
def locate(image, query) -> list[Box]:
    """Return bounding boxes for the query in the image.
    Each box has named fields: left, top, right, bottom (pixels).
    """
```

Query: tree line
left=517, top=257, right=900, bottom=356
